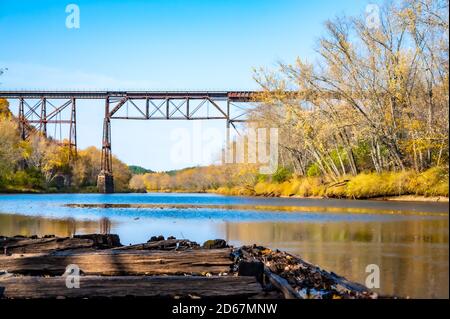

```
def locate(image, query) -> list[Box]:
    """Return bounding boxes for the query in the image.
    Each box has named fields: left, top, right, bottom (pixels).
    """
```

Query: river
left=0, top=193, right=448, bottom=298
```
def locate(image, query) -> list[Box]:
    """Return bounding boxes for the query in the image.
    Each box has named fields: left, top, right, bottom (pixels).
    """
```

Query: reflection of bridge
left=0, top=91, right=259, bottom=193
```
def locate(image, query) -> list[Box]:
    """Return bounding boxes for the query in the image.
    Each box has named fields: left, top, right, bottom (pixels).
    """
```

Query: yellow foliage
left=217, top=168, right=448, bottom=199
left=409, top=167, right=449, bottom=197
left=72, top=146, right=131, bottom=192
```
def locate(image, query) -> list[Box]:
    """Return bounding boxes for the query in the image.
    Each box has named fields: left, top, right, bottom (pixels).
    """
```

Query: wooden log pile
left=232, top=245, right=378, bottom=299
left=0, top=234, right=376, bottom=299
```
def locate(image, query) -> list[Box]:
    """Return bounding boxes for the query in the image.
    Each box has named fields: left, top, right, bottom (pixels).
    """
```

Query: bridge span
left=0, top=90, right=260, bottom=193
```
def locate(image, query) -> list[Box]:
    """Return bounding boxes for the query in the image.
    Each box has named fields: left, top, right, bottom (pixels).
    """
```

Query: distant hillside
left=128, top=165, right=154, bottom=175
left=165, top=166, right=198, bottom=176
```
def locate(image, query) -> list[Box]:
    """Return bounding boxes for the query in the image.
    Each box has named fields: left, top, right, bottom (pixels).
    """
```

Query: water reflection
left=99, top=217, right=112, bottom=234
left=220, top=219, right=449, bottom=299
left=0, top=212, right=447, bottom=298
left=0, top=213, right=114, bottom=237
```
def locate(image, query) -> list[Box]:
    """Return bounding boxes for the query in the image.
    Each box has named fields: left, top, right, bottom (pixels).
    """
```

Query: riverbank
left=129, top=167, right=449, bottom=202
left=0, top=185, right=130, bottom=194
left=372, top=195, right=449, bottom=202
left=2, top=167, right=448, bottom=203
left=277, top=195, right=449, bottom=202
left=0, top=234, right=377, bottom=299
left=211, top=167, right=449, bottom=201
left=211, top=192, right=449, bottom=203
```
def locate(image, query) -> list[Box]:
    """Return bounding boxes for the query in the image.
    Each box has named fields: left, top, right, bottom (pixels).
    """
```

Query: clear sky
left=0, top=0, right=372, bottom=171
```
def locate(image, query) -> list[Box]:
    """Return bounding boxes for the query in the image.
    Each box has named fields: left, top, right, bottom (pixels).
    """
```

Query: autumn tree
left=0, top=117, right=22, bottom=183
left=253, top=0, right=448, bottom=179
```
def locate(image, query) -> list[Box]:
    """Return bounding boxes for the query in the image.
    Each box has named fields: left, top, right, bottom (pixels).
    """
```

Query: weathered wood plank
left=113, top=239, right=198, bottom=251
left=263, top=267, right=300, bottom=299
left=0, top=235, right=122, bottom=255
left=0, top=237, right=94, bottom=255
left=0, top=249, right=233, bottom=276
left=0, top=275, right=262, bottom=299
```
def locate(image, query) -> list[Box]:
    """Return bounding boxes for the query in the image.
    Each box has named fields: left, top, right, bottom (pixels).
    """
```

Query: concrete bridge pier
left=97, top=171, right=114, bottom=194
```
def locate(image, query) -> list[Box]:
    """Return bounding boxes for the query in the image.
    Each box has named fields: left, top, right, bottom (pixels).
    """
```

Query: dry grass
left=214, top=167, right=449, bottom=199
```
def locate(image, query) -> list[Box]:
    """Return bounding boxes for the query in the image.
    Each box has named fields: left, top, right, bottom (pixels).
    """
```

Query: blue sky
left=0, top=0, right=372, bottom=171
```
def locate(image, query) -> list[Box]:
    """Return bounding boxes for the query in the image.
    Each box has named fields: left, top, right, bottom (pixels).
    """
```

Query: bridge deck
left=0, top=90, right=258, bottom=101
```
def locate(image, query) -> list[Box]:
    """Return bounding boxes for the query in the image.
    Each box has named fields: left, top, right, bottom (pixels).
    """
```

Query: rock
left=202, top=239, right=228, bottom=249
left=73, top=234, right=122, bottom=248
left=167, top=236, right=176, bottom=240
left=148, top=235, right=165, bottom=242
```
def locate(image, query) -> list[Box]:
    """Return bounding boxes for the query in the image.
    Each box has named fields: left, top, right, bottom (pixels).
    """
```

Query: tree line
left=251, top=0, right=448, bottom=179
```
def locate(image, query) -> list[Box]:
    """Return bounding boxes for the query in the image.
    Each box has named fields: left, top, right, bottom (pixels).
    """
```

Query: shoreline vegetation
left=213, top=168, right=449, bottom=200
left=1, top=166, right=448, bottom=203
left=127, top=166, right=448, bottom=203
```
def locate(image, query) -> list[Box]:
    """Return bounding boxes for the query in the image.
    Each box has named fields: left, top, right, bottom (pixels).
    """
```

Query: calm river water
left=0, top=193, right=448, bottom=298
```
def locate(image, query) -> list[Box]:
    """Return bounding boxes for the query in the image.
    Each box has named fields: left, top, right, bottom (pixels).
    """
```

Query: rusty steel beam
left=69, top=98, right=77, bottom=158
left=18, top=98, right=26, bottom=140
left=6, top=96, right=78, bottom=163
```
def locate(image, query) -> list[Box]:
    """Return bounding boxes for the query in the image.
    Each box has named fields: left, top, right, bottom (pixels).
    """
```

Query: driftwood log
left=0, top=275, right=262, bottom=299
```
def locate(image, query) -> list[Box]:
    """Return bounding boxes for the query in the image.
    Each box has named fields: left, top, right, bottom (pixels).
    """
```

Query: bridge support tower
left=97, top=97, right=114, bottom=193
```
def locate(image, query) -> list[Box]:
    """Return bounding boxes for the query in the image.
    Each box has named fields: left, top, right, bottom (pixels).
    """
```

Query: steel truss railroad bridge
left=0, top=91, right=259, bottom=193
